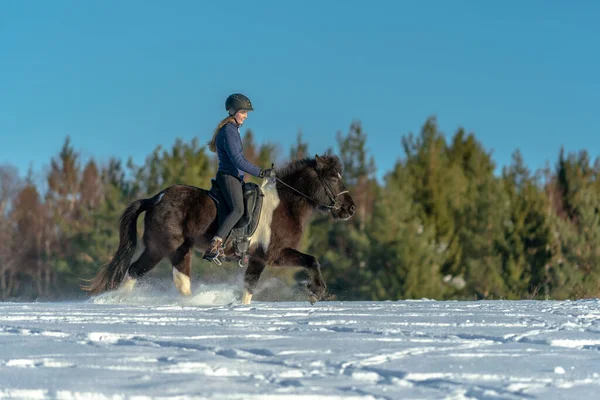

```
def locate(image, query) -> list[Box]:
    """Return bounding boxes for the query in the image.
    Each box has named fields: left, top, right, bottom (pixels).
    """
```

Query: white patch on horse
left=248, top=179, right=280, bottom=252
left=242, top=289, right=252, bottom=305
left=119, top=272, right=137, bottom=293
left=172, top=267, right=191, bottom=296
left=155, top=192, right=165, bottom=204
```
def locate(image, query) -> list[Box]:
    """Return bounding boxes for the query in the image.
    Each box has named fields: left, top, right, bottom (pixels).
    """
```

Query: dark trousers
left=215, top=171, right=244, bottom=240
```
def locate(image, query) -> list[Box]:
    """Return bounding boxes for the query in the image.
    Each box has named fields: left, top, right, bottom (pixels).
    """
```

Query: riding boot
left=202, top=236, right=224, bottom=264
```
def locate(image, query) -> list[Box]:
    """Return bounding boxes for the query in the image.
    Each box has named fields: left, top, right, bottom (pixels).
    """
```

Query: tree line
left=1, top=115, right=599, bottom=301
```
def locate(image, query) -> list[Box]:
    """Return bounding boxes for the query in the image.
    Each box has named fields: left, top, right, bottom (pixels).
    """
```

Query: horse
left=82, top=153, right=356, bottom=304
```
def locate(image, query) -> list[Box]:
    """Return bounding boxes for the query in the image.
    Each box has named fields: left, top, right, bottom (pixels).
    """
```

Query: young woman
left=203, top=93, right=276, bottom=262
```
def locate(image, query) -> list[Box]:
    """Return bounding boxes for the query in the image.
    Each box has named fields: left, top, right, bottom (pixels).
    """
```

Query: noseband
left=318, top=173, right=349, bottom=210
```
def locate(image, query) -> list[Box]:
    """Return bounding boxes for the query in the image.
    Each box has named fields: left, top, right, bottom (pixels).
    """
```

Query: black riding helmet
left=226, top=93, right=254, bottom=115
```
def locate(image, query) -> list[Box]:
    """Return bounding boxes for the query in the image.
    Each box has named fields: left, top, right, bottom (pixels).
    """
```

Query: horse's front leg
left=275, top=248, right=327, bottom=304
left=242, top=256, right=266, bottom=305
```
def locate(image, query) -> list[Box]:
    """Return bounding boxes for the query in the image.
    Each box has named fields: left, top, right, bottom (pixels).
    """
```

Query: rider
left=203, top=93, right=276, bottom=262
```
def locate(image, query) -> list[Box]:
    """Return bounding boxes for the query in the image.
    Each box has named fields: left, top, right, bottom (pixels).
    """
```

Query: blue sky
left=1, top=0, right=599, bottom=185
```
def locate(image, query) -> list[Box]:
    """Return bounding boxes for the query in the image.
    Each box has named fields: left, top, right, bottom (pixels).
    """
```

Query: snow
left=2, top=285, right=600, bottom=399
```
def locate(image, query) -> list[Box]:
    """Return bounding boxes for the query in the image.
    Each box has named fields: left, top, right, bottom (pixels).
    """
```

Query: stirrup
left=203, top=246, right=225, bottom=265
left=238, top=253, right=250, bottom=268
left=203, top=253, right=223, bottom=266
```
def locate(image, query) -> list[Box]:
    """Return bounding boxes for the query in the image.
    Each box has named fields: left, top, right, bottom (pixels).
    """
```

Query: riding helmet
left=226, top=93, right=254, bottom=115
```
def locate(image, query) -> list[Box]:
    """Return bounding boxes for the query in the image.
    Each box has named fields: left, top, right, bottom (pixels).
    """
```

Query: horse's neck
left=295, top=200, right=315, bottom=230
left=276, top=175, right=315, bottom=230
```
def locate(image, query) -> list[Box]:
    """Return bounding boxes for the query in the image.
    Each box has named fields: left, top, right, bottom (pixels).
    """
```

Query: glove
left=259, top=168, right=276, bottom=179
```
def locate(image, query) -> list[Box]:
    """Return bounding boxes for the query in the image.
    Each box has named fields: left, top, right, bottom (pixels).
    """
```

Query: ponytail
left=207, top=116, right=236, bottom=153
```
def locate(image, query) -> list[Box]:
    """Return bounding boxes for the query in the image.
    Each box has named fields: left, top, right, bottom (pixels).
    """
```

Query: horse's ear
left=315, top=154, right=325, bottom=169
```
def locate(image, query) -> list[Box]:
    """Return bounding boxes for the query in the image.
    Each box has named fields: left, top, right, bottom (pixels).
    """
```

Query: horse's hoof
left=310, top=285, right=327, bottom=300
left=242, top=289, right=252, bottom=305
left=119, top=275, right=137, bottom=293
left=308, top=293, right=318, bottom=305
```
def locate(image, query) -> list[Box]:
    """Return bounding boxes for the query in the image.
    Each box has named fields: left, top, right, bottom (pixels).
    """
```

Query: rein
left=274, top=175, right=349, bottom=210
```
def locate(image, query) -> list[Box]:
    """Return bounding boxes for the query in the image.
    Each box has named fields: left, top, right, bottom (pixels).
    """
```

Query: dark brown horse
left=83, top=154, right=356, bottom=304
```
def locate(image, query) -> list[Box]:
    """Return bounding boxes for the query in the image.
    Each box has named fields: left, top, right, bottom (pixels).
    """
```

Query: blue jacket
left=216, top=121, right=262, bottom=179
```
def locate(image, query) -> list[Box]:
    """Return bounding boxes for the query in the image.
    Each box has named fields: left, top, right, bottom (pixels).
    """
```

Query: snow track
left=2, top=293, right=600, bottom=399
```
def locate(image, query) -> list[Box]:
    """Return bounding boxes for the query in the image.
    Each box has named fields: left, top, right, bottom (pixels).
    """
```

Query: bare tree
left=0, top=165, right=22, bottom=299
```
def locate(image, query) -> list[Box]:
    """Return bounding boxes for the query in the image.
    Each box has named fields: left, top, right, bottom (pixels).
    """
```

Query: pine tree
left=401, top=117, right=465, bottom=280
left=336, top=121, right=377, bottom=232
left=368, top=162, right=446, bottom=299
left=448, top=128, right=507, bottom=299
left=46, top=136, right=81, bottom=215
left=546, top=149, right=600, bottom=298
left=499, top=150, right=554, bottom=298
left=79, top=158, right=137, bottom=286
left=128, top=137, right=216, bottom=196
left=290, top=130, right=309, bottom=160
left=44, top=136, right=84, bottom=295
left=79, top=159, right=103, bottom=211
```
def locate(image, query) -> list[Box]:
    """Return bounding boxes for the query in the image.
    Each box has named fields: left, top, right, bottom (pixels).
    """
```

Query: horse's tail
left=81, top=196, right=151, bottom=295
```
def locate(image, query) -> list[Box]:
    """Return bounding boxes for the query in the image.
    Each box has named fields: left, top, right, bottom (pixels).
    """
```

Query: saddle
left=207, top=178, right=264, bottom=266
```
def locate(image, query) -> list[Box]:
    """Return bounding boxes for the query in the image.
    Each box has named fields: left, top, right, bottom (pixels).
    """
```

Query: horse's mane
left=276, top=154, right=343, bottom=181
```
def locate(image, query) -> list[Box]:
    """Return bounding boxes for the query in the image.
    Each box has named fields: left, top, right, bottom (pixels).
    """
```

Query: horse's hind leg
left=125, top=248, right=163, bottom=291
left=170, top=240, right=193, bottom=296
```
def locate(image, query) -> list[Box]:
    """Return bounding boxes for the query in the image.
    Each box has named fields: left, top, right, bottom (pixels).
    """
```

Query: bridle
left=274, top=170, right=349, bottom=210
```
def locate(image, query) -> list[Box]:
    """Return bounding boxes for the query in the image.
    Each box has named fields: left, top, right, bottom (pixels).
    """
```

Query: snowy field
left=2, top=285, right=600, bottom=399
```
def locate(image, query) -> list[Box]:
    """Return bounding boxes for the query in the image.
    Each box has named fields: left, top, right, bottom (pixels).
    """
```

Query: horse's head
left=314, top=154, right=356, bottom=221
